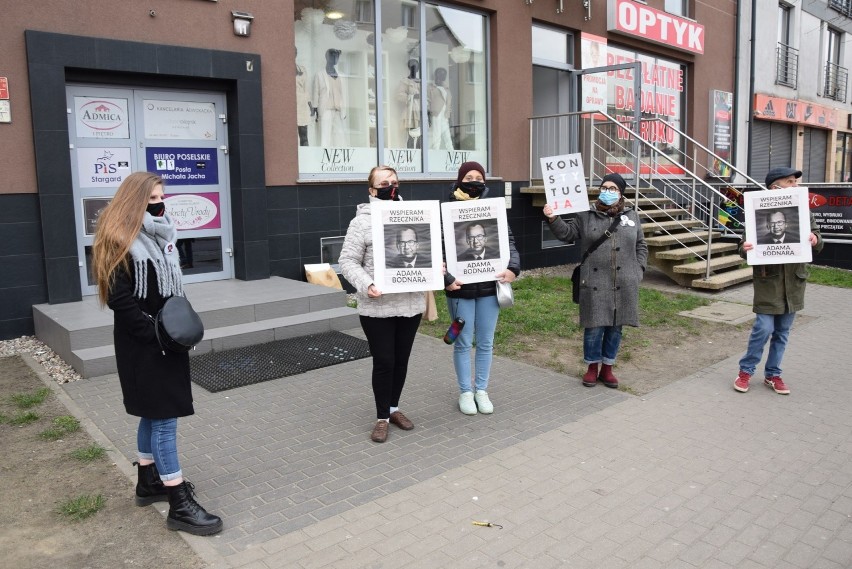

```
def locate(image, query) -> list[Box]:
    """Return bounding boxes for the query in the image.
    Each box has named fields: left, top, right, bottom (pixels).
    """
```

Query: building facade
left=735, top=0, right=852, bottom=268
left=0, top=0, right=737, bottom=339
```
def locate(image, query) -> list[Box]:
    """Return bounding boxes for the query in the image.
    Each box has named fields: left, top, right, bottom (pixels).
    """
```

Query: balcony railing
left=829, top=0, right=852, bottom=18
left=824, top=61, right=848, bottom=102
left=775, top=43, right=798, bottom=89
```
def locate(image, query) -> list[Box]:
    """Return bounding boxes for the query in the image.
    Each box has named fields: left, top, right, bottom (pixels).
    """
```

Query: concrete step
left=642, top=219, right=703, bottom=234
left=530, top=194, right=669, bottom=208
left=34, top=276, right=358, bottom=379
left=69, top=306, right=360, bottom=378
left=672, top=254, right=746, bottom=275
left=638, top=208, right=689, bottom=219
left=690, top=267, right=754, bottom=290
left=644, top=230, right=722, bottom=247
left=654, top=241, right=740, bottom=260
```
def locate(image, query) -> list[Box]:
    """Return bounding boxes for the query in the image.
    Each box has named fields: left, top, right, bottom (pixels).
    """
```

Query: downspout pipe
left=746, top=0, right=757, bottom=175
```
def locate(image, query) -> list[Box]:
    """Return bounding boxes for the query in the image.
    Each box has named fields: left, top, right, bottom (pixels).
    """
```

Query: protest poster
left=441, top=197, right=509, bottom=285
left=540, top=153, right=590, bottom=215
left=744, top=187, right=812, bottom=265
left=371, top=200, right=443, bottom=293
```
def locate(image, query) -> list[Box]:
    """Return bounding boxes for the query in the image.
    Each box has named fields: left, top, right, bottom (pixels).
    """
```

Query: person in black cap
left=733, top=166, right=823, bottom=395
left=764, top=167, right=802, bottom=190
left=543, top=172, right=648, bottom=390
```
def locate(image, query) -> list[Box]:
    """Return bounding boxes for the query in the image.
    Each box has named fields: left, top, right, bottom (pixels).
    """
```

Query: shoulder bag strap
left=578, top=215, right=622, bottom=267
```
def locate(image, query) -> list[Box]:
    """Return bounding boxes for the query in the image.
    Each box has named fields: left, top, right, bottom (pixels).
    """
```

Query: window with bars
left=776, top=43, right=798, bottom=88
left=829, top=0, right=852, bottom=18
left=824, top=27, right=847, bottom=102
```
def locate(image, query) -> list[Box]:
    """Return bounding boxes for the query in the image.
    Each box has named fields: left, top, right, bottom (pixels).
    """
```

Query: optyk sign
left=608, top=0, right=705, bottom=55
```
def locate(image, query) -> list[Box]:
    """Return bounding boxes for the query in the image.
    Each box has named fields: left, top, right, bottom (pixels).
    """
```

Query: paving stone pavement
left=60, top=281, right=852, bottom=569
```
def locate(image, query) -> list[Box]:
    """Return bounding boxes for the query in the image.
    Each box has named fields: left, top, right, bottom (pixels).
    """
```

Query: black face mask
left=459, top=180, right=486, bottom=198
left=375, top=185, right=399, bottom=201
left=146, top=202, right=166, bottom=217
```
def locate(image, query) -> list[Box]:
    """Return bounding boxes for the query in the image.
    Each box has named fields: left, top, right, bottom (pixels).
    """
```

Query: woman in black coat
left=92, top=171, right=221, bottom=536
left=444, top=162, right=521, bottom=416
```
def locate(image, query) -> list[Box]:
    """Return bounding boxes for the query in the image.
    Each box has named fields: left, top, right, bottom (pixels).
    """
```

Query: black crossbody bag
left=146, top=295, right=204, bottom=355
left=571, top=215, right=622, bottom=304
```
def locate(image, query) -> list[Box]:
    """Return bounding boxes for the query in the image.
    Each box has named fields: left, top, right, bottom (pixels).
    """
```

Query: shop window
left=294, top=1, right=489, bottom=177
left=605, top=46, right=686, bottom=176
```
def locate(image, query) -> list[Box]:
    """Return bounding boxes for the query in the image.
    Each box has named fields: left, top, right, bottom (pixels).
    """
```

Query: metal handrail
left=528, top=110, right=754, bottom=281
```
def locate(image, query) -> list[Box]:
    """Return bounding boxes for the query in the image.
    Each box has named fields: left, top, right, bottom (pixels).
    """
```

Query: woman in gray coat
left=543, top=173, right=648, bottom=389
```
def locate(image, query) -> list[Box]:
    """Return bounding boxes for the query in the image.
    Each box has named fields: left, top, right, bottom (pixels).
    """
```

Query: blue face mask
left=599, top=189, right=620, bottom=206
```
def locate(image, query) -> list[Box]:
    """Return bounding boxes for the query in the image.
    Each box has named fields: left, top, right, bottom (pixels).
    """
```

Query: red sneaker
left=764, top=376, right=790, bottom=395
left=733, top=371, right=751, bottom=393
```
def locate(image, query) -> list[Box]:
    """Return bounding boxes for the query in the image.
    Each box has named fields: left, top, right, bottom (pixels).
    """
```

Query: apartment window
left=664, top=0, right=687, bottom=17
left=355, top=0, right=373, bottom=23
left=824, top=27, right=847, bottom=101
left=401, top=3, right=416, bottom=28
left=776, top=4, right=797, bottom=88
left=778, top=4, right=791, bottom=45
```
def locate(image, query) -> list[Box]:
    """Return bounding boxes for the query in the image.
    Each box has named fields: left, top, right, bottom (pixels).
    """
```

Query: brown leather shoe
left=389, top=411, right=414, bottom=430
left=370, top=420, right=389, bottom=443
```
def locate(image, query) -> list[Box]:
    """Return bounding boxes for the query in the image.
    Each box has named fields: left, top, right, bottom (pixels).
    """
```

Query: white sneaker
left=474, top=391, right=494, bottom=414
left=459, top=392, right=477, bottom=415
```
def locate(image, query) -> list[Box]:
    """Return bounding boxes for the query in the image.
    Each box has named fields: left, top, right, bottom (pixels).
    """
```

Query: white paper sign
left=540, top=153, right=590, bottom=215
left=441, top=197, right=510, bottom=285
left=143, top=100, right=217, bottom=140
left=371, top=200, right=443, bottom=293
left=744, top=187, right=812, bottom=265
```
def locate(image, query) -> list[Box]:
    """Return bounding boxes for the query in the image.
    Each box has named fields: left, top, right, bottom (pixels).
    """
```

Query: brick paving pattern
left=62, top=282, right=852, bottom=568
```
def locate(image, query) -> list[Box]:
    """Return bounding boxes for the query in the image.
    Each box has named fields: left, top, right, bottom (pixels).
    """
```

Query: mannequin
left=312, top=48, right=348, bottom=147
left=295, top=46, right=311, bottom=146
left=396, top=59, right=421, bottom=149
left=427, top=67, right=454, bottom=150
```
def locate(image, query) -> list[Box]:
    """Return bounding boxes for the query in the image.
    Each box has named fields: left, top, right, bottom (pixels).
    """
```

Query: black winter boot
left=166, top=481, right=223, bottom=536
left=133, top=461, right=168, bottom=506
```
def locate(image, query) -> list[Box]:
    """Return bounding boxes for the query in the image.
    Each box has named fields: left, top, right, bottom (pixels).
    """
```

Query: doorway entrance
left=66, top=86, right=233, bottom=295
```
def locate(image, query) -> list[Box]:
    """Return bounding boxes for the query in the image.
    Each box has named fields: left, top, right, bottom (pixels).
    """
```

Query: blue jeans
left=738, top=312, right=796, bottom=378
left=583, top=326, right=623, bottom=365
left=137, top=417, right=182, bottom=482
left=447, top=295, right=500, bottom=393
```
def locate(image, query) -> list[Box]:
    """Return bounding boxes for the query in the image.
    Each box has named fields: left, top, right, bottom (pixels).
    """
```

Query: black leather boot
left=166, top=481, right=223, bottom=536
left=133, top=461, right=168, bottom=506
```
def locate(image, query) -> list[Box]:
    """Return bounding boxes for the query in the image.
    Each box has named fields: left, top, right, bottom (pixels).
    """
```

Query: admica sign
left=607, top=0, right=704, bottom=55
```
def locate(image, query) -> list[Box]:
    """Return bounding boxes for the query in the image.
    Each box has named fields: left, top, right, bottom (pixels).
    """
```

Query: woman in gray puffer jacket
left=339, top=166, right=425, bottom=444
left=543, top=172, right=648, bottom=389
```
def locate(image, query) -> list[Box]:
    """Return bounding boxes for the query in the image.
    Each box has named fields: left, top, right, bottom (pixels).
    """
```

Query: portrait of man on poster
left=385, top=225, right=432, bottom=268
left=756, top=208, right=799, bottom=245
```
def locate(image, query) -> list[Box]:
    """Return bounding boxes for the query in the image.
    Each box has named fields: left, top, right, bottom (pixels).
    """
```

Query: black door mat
left=190, top=331, right=371, bottom=393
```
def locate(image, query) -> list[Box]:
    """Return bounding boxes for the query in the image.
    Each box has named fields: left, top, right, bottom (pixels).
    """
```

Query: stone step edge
left=654, top=242, right=739, bottom=260
left=690, top=267, right=754, bottom=290
left=672, top=255, right=746, bottom=274
left=645, top=231, right=722, bottom=247
left=69, top=306, right=360, bottom=378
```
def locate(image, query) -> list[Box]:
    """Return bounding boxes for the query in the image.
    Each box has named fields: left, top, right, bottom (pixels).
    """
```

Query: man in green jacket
left=734, top=167, right=823, bottom=395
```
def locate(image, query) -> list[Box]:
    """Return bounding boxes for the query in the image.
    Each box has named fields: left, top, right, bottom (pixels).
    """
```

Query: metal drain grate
left=190, top=331, right=370, bottom=393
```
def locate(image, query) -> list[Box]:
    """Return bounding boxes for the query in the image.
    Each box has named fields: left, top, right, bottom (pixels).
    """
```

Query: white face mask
left=599, top=189, right=620, bottom=205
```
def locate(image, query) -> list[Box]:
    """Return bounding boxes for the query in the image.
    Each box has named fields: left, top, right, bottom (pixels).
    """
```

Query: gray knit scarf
left=128, top=213, right=184, bottom=299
